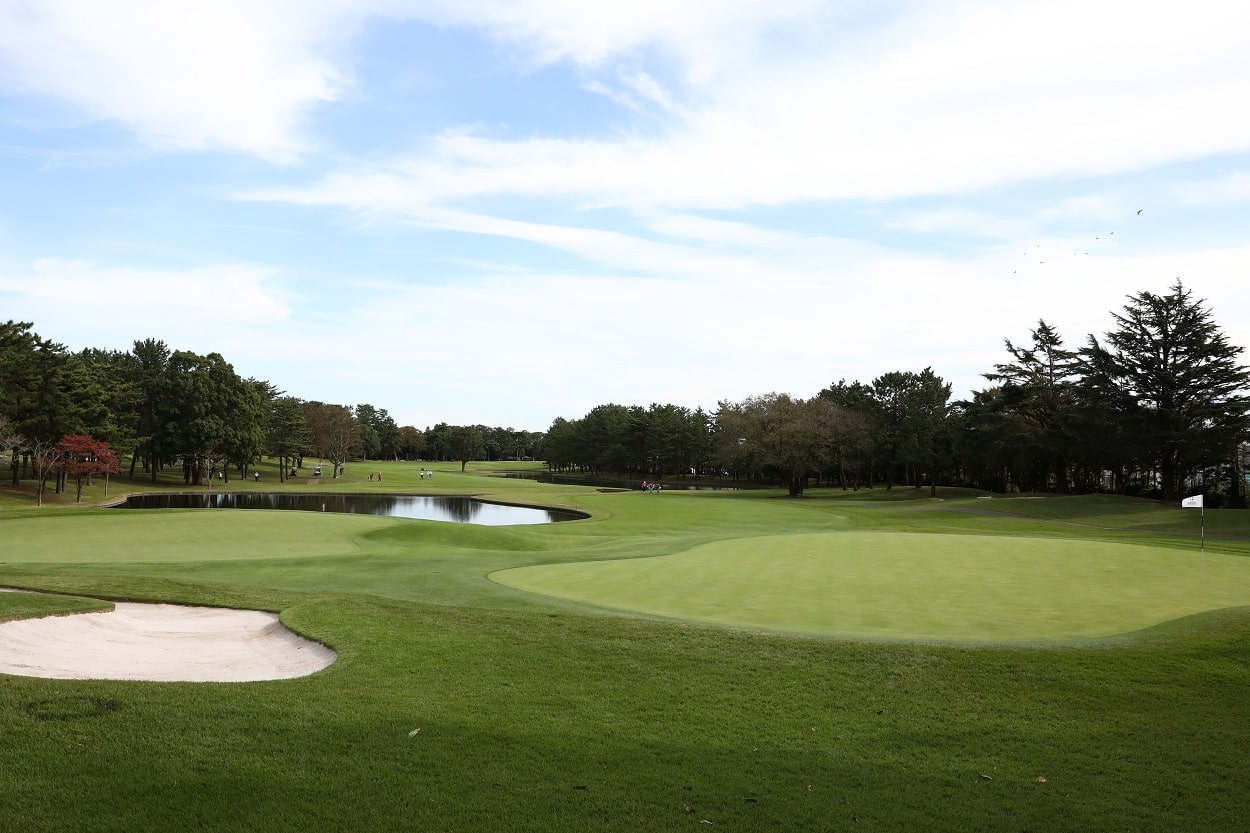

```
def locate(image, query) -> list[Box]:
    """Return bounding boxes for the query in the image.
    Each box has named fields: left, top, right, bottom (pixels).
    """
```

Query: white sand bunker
left=0, top=601, right=336, bottom=682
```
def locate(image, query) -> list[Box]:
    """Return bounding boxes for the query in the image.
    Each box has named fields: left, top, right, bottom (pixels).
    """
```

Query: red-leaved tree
left=58, top=434, right=122, bottom=504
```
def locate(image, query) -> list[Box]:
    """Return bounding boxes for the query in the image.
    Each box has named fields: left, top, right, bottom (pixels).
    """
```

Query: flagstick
left=1182, top=495, right=1206, bottom=573
left=1200, top=504, right=1205, bottom=575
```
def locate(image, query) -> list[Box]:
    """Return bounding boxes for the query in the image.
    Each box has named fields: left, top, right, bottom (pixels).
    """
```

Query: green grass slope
left=1, top=467, right=1248, bottom=831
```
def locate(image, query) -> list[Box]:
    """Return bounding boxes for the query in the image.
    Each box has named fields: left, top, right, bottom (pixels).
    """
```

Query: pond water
left=117, top=493, right=582, bottom=525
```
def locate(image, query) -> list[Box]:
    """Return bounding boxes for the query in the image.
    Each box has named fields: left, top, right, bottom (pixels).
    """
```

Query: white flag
left=1182, top=494, right=1204, bottom=508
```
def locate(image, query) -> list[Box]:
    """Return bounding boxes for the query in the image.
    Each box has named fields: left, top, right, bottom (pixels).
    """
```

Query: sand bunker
left=0, top=599, right=336, bottom=682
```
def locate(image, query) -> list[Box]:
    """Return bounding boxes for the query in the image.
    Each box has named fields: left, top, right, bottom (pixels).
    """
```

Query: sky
left=2, top=1, right=1250, bottom=432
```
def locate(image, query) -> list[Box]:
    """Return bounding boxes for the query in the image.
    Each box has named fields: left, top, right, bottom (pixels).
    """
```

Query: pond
left=116, top=493, right=583, bottom=526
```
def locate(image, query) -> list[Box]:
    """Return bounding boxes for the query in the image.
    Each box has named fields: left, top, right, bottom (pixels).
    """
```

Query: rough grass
left=2, top=464, right=1249, bottom=831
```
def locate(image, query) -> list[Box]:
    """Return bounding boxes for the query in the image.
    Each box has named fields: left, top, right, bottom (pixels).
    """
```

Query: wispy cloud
left=231, top=0, right=1250, bottom=224
left=0, top=258, right=289, bottom=343
left=6, top=0, right=1248, bottom=190
left=2, top=0, right=1248, bottom=431
left=0, top=0, right=353, bottom=161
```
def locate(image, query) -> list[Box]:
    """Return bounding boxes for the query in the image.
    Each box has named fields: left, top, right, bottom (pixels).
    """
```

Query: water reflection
left=117, top=493, right=581, bottom=525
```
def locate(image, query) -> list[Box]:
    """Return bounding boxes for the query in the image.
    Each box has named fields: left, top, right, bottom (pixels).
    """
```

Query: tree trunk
left=1160, top=456, right=1179, bottom=502
left=1230, top=445, right=1247, bottom=509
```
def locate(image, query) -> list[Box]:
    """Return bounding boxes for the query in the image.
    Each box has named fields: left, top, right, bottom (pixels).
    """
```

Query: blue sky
left=3, top=1, right=1249, bottom=432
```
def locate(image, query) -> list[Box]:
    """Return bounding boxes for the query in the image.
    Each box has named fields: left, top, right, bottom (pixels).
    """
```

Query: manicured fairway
left=4, top=468, right=1250, bottom=832
left=492, top=531, right=1250, bottom=641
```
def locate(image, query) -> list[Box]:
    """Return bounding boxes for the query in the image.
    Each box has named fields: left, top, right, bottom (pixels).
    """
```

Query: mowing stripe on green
left=492, top=531, right=1250, bottom=641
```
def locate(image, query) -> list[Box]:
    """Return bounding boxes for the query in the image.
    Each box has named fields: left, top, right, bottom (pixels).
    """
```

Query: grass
left=1, top=463, right=1249, bottom=831
left=0, top=591, right=112, bottom=622
left=493, top=531, right=1250, bottom=640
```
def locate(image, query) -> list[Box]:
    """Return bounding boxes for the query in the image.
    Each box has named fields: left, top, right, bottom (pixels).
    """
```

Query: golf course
left=3, top=461, right=1249, bottom=831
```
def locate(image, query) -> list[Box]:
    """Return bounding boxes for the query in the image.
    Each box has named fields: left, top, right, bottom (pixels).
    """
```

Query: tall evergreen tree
left=1080, top=281, right=1250, bottom=501
left=871, top=368, right=951, bottom=492
left=982, top=321, right=1081, bottom=491
left=163, top=351, right=265, bottom=485
left=267, top=396, right=312, bottom=482
left=125, top=338, right=173, bottom=480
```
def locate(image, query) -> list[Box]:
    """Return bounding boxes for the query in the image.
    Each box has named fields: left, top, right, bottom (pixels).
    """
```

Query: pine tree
left=1080, top=281, right=1250, bottom=500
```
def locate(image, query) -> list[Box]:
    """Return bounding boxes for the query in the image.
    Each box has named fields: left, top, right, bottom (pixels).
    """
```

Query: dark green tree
left=817, top=380, right=880, bottom=489
left=397, top=425, right=425, bottom=461
left=373, top=410, right=401, bottom=460
left=0, top=322, right=41, bottom=483
left=713, top=393, right=839, bottom=496
left=0, top=415, right=25, bottom=487
left=543, top=418, right=578, bottom=472
left=423, top=423, right=448, bottom=461
left=354, top=404, right=384, bottom=460
left=443, top=425, right=485, bottom=471
left=981, top=321, right=1081, bottom=492
left=2, top=323, right=72, bottom=444
left=579, top=404, right=632, bottom=475
left=163, top=351, right=265, bottom=485
left=267, top=395, right=312, bottom=482
left=952, top=388, right=1023, bottom=493
left=1080, top=280, right=1250, bottom=501
left=123, top=339, right=173, bottom=480
left=647, top=403, right=694, bottom=478
left=871, top=368, right=952, bottom=493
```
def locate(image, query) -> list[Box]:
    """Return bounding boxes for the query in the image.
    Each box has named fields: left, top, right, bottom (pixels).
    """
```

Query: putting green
left=492, top=531, right=1250, bottom=641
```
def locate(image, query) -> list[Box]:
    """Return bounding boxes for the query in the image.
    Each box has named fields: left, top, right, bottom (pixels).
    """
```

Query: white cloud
left=345, top=239, right=1250, bottom=428
left=409, top=0, right=828, bottom=75
left=0, top=0, right=825, bottom=161
left=6, top=233, right=1249, bottom=432
left=242, top=0, right=1250, bottom=221
left=882, top=208, right=1027, bottom=240
left=0, top=0, right=352, bottom=160
left=0, top=258, right=290, bottom=348
left=7, top=0, right=1247, bottom=189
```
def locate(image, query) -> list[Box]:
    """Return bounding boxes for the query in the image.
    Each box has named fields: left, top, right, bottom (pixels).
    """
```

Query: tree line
left=544, top=282, right=1250, bottom=505
left=0, top=329, right=543, bottom=494
left=3, top=281, right=1246, bottom=505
